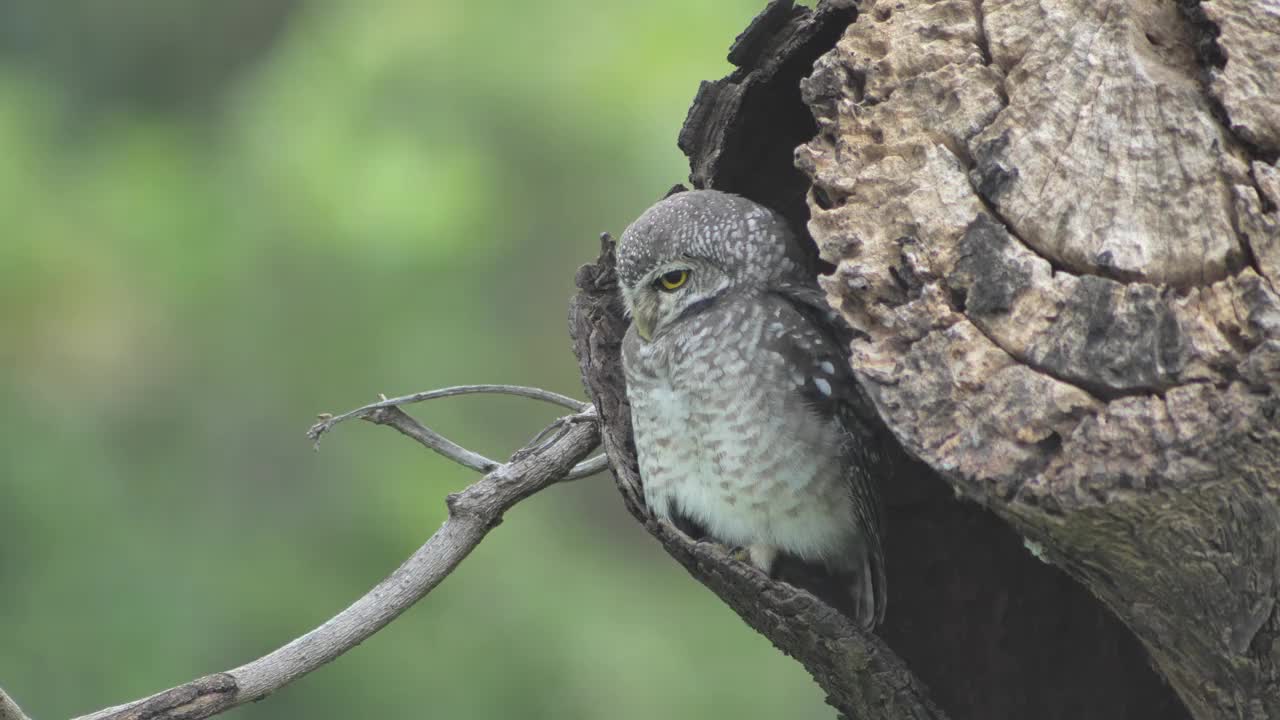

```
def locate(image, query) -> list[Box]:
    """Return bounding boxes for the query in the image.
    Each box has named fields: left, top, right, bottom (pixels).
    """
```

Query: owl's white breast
left=623, top=295, right=856, bottom=567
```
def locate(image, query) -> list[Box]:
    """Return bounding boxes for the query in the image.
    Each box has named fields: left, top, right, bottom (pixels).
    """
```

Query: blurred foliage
left=0, top=1, right=833, bottom=719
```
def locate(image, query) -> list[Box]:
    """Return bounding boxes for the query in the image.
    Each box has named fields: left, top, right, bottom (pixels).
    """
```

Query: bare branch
left=561, top=454, right=609, bottom=480
left=308, top=385, right=607, bottom=480
left=363, top=405, right=501, bottom=474
left=73, top=406, right=601, bottom=720
left=512, top=412, right=610, bottom=480
left=364, top=405, right=607, bottom=480
left=309, top=384, right=589, bottom=441
left=0, top=688, right=32, bottom=720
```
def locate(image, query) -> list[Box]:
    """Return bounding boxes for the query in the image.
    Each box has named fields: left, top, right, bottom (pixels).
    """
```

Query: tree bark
left=570, top=1, right=1280, bottom=719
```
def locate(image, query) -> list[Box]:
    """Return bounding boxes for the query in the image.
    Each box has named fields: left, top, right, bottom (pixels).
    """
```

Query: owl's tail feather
left=772, top=547, right=886, bottom=630
left=850, top=542, right=887, bottom=630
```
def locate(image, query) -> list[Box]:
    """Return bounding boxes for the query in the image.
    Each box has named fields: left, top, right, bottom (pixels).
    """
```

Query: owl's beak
left=633, top=311, right=655, bottom=342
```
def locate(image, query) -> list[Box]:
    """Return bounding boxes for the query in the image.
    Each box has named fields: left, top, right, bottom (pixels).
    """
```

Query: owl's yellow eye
left=656, top=269, right=690, bottom=291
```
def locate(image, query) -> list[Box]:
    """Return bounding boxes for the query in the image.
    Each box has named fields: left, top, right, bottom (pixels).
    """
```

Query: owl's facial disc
left=616, top=190, right=799, bottom=343
left=626, top=257, right=727, bottom=342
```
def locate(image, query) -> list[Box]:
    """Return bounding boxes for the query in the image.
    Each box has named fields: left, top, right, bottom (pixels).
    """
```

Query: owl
left=617, top=189, right=886, bottom=629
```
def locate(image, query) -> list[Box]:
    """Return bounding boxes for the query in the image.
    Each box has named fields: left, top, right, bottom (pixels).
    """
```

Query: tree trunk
left=570, top=1, right=1280, bottom=718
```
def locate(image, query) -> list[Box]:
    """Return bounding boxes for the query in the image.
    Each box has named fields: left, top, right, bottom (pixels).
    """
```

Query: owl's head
left=615, top=190, right=800, bottom=342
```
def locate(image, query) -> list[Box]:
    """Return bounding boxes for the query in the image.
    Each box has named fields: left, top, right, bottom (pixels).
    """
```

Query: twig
left=73, top=404, right=601, bottom=720
left=307, top=385, right=607, bottom=480
left=364, top=405, right=500, bottom=473
left=365, top=405, right=608, bottom=481
left=308, top=384, right=589, bottom=442
left=0, top=688, right=31, bottom=720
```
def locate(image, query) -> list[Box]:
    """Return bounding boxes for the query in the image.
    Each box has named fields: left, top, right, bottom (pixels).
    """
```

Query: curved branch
left=308, top=385, right=607, bottom=479
left=309, top=384, right=589, bottom=438
left=363, top=404, right=500, bottom=473
left=72, top=406, right=601, bottom=720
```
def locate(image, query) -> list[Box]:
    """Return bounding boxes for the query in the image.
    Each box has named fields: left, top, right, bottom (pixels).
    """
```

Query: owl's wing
left=768, top=284, right=883, bottom=430
left=768, top=283, right=889, bottom=629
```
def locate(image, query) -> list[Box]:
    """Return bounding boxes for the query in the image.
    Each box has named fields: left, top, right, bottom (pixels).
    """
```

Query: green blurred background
left=0, top=1, right=832, bottom=718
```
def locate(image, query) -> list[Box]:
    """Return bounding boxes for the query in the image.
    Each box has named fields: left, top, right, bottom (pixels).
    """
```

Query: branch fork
left=0, top=386, right=604, bottom=720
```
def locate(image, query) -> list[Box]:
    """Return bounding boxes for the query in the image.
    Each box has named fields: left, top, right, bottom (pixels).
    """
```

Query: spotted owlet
left=617, top=189, right=886, bottom=629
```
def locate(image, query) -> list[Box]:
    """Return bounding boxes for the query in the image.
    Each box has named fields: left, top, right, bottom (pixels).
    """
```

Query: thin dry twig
left=71, top=397, right=602, bottom=720
left=308, top=384, right=589, bottom=440
left=308, top=384, right=607, bottom=479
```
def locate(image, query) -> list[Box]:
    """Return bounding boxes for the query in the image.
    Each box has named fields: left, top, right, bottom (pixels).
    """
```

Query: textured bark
left=1199, top=0, right=1280, bottom=154
left=572, top=0, right=1280, bottom=718
left=797, top=0, right=1280, bottom=717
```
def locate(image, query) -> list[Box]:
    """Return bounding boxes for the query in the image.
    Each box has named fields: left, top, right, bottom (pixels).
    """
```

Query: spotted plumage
left=617, top=189, right=887, bottom=629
